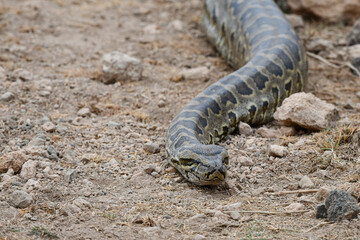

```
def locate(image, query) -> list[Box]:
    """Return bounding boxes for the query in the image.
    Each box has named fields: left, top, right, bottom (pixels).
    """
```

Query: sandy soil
left=0, top=0, right=360, bottom=239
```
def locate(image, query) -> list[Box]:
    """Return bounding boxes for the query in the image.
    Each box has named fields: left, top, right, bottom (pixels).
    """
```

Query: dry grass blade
left=313, top=125, right=359, bottom=152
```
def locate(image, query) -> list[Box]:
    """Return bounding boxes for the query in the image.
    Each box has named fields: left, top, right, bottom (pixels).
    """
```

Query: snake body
left=165, top=0, right=307, bottom=185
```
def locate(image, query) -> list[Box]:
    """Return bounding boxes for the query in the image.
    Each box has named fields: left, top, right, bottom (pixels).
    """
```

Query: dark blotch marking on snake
left=204, top=85, right=238, bottom=105
left=222, top=74, right=254, bottom=95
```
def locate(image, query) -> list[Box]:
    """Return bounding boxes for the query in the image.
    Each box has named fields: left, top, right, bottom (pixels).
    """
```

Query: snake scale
left=165, top=0, right=308, bottom=185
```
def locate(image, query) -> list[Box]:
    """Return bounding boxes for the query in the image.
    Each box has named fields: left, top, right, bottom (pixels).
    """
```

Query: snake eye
left=179, top=158, right=196, bottom=167
left=223, top=156, right=229, bottom=165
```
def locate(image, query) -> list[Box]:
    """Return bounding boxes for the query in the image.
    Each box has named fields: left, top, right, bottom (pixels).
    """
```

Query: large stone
left=8, top=190, right=33, bottom=209
left=274, top=92, right=339, bottom=131
left=102, top=51, right=142, bottom=84
left=20, top=160, right=38, bottom=179
left=287, top=0, right=360, bottom=22
left=324, top=190, right=360, bottom=222
left=0, top=151, right=27, bottom=174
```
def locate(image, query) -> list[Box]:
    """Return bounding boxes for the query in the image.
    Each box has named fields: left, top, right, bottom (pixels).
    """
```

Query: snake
left=165, top=0, right=307, bottom=185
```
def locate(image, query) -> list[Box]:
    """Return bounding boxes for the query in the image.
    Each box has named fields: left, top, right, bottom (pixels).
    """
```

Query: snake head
left=171, top=144, right=229, bottom=185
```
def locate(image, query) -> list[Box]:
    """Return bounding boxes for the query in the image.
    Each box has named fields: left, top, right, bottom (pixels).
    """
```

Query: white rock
left=0, top=174, right=14, bottom=189
left=274, top=92, right=340, bottom=131
left=42, top=122, right=56, bottom=132
left=239, top=122, right=253, bottom=136
left=285, top=14, right=304, bottom=28
left=299, top=175, right=315, bottom=189
left=284, top=202, right=305, bottom=212
left=143, top=142, right=160, bottom=154
left=8, top=190, right=33, bottom=208
left=229, top=211, right=242, bottom=220
left=144, top=164, right=156, bottom=174
left=77, top=108, right=91, bottom=117
left=102, top=51, right=142, bottom=84
left=179, top=67, right=209, bottom=81
left=193, top=234, right=206, bottom=240
left=20, top=160, right=37, bottom=179
left=269, top=145, right=288, bottom=157
left=170, top=20, right=184, bottom=31
left=1, top=92, right=15, bottom=102
left=12, top=68, right=32, bottom=81
left=238, top=156, right=254, bottom=166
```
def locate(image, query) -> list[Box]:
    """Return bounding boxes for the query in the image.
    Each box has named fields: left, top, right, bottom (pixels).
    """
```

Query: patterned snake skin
left=165, top=0, right=307, bottom=185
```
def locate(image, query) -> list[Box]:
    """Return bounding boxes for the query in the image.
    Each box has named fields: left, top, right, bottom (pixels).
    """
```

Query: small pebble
left=107, top=121, right=122, bottom=128
left=238, top=156, right=254, bottom=166
left=42, top=122, right=56, bottom=132
left=8, top=190, right=33, bottom=209
left=177, top=66, right=209, bottom=81
left=229, top=211, right=241, bottom=220
left=284, top=202, right=305, bottom=212
left=64, top=169, right=79, bottom=183
left=299, top=175, right=315, bottom=189
left=77, top=108, right=91, bottom=117
left=12, top=68, right=32, bottom=81
left=269, top=145, right=288, bottom=157
left=285, top=14, right=304, bottom=28
left=144, top=164, right=156, bottom=174
left=20, top=160, right=37, bottom=179
left=47, top=146, right=60, bottom=161
left=239, top=122, right=253, bottom=136
left=1, top=92, right=15, bottom=102
left=143, top=142, right=160, bottom=154
left=38, top=90, right=50, bottom=97
left=193, top=234, right=206, bottom=240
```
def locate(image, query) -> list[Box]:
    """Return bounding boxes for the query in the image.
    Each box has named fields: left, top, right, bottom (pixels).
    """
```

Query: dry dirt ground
left=0, top=0, right=360, bottom=239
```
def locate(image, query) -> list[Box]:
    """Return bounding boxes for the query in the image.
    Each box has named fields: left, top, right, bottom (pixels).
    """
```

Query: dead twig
left=328, top=59, right=360, bottom=77
left=307, top=52, right=340, bottom=69
left=265, top=189, right=319, bottom=196
left=307, top=52, right=360, bottom=77
left=304, top=222, right=331, bottom=233
left=228, top=210, right=309, bottom=215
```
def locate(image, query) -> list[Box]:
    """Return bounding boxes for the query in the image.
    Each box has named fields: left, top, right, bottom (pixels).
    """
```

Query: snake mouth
left=188, top=168, right=226, bottom=186
left=207, top=168, right=226, bottom=181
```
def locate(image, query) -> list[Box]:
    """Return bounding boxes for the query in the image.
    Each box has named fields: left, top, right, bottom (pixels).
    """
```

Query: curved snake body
left=165, top=0, right=307, bottom=185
